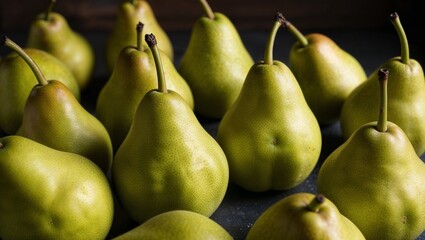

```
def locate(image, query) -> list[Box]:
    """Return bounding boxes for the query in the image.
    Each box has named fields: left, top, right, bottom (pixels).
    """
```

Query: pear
left=216, top=13, right=321, bottom=192
left=178, top=0, right=254, bottom=118
left=0, top=135, right=114, bottom=239
left=282, top=16, right=366, bottom=125
left=112, top=210, right=233, bottom=240
left=2, top=36, right=113, bottom=174
left=97, top=22, right=193, bottom=152
left=317, top=69, right=425, bottom=239
left=246, top=193, right=365, bottom=240
left=106, top=0, right=173, bottom=72
left=112, top=34, right=229, bottom=223
left=340, top=12, right=425, bottom=155
left=27, top=0, right=95, bottom=90
left=0, top=46, right=79, bottom=135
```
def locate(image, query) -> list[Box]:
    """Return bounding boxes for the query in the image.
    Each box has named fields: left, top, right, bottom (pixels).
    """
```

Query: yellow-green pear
left=216, top=13, right=321, bottom=192
left=178, top=0, right=254, bottom=118
left=106, top=0, right=173, bottom=72
left=97, top=22, right=193, bottom=152
left=27, top=0, right=95, bottom=90
left=340, top=12, right=425, bottom=155
left=282, top=15, right=366, bottom=125
left=0, top=135, right=114, bottom=239
left=0, top=44, right=80, bottom=135
left=112, top=34, right=229, bottom=223
left=112, top=210, right=233, bottom=240
left=317, top=69, right=425, bottom=239
left=2, top=36, right=113, bottom=174
left=246, top=193, right=365, bottom=240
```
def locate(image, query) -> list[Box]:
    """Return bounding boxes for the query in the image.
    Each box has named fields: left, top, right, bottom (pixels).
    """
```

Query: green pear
left=282, top=16, right=366, bottom=125
left=340, top=12, right=425, bottom=155
left=246, top=193, right=365, bottom=240
left=97, top=22, right=193, bottom=152
left=106, top=0, right=173, bottom=72
left=112, top=34, right=229, bottom=223
left=112, top=210, right=233, bottom=240
left=27, top=0, right=95, bottom=90
left=2, top=36, right=113, bottom=174
left=216, top=13, right=321, bottom=192
left=178, top=0, right=254, bottom=118
left=0, top=135, right=114, bottom=239
left=0, top=44, right=80, bottom=135
left=317, top=69, right=425, bottom=239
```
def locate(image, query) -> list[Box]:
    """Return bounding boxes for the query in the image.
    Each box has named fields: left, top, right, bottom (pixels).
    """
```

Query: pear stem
left=264, top=13, right=285, bottom=65
left=390, top=12, right=409, bottom=64
left=1, top=36, right=48, bottom=86
left=281, top=17, right=309, bottom=47
left=376, top=69, right=389, bottom=132
left=136, top=22, right=144, bottom=51
left=145, top=34, right=167, bottom=93
left=45, top=0, right=57, bottom=21
left=307, top=194, right=325, bottom=212
left=199, top=0, right=215, bottom=20
left=130, top=0, right=136, bottom=5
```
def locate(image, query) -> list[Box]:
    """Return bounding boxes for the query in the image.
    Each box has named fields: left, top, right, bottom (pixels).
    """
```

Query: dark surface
left=1, top=27, right=425, bottom=239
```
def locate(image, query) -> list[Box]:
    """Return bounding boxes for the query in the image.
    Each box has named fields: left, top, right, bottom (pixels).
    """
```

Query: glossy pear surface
left=178, top=12, right=253, bottom=118
left=106, top=0, right=173, bottom=71
left=0, top=135, right=114, bottom=239
left=27, top=12, right=95, bottom=89
left=217, top=61, right=321, bottom=192
left=0, top=49, right=79, bottom=134
left=289, top=33, right=366, bottom=124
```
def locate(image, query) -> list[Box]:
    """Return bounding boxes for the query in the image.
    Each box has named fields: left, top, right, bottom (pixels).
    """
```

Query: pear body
left=19, top=80, right=113, bottom=174
left=112, top=90, right=229, bottom=223
left=289, top=33, right=366, bottom=125
left=0, top=135, right=114, bottom=240
left=216, top=61, right=321, bottom=192
left=317, top=121, right=425, bottom=239
left=178, top=12, right=254, bottom=118
left=246, top=192, right=365, bottom=240
left=106, top=0, right=173, bottom=71
left=27, top=12, right=95, bottom=90
left=96, top=46, right=193, bottom=151
left=340, top=58, right=425, bottom=155
left=0, top=49, right=79, bottom=134
left=112, top=210, right=233, bottom=240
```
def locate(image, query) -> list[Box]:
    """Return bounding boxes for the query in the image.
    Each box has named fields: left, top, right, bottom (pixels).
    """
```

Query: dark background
left=1, top=0, right=425, bottom=239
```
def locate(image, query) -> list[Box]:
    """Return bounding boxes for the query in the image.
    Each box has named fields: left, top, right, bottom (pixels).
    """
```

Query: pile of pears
left=1, top=0, right=425, bottom=238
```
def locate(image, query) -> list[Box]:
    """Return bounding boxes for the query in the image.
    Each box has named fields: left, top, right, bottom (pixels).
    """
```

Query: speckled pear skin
left=289, top=33, right=366, bottom=125
left=178, top=12, right=254, bottom=119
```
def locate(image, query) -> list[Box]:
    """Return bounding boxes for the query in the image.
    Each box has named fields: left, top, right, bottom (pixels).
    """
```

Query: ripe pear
left=112, top=34, right=229, bottom=223
left=112, top=210, right=233, bottom=240
left=106, top=0, right=173, bottom=72
left=178, top=0, right=254, bottom=118
left=0, top=45, right=80, bottom=135
left=97, top=22, right=193, bottom=152
left=246, top=193, right=365, bottom=240
left=340, top=12, right=425, bottom=155
left=317, top=69, right=425, bottom=239
left=2, top=36, right=113, bottom=174
left=27, top=0, right=95, bottom=90
left=0, top=135, right=114, bottom=239
left=282, top=16, right=366, bottom=125
left=216, top=13, right=321, bottom=192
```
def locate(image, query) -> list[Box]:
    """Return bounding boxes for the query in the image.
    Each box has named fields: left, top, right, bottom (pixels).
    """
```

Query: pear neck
left=283, top=19, right=309, bottom=47
left=199, top=0, right=215, bottom=20
left=45, top=0, right=57, bottom=21
left=2, top=36, right=48, bottom=86
left=130, top=0, right=137, bottom=6
left=145, top=34, right=167, bottom=93
left=264, top=13, right=284, bottom=65
left=390, top=12, right=409, bottom=64
left=376, top=69, right=389, bottom=132
left=307, top=194, right=325, bottom=212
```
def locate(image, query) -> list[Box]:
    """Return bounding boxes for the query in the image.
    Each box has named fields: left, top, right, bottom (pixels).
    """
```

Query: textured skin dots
left=0, top=136, right=114, bottom=240
left=178, top=13, right=254, bottom=118
left=317, top=122, right=425, bottom=240
left=216, top=61, right=322, bottom=192
left=112, top=91, right=229, bottom=223
left=289, top=33, right=366, bottom=125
